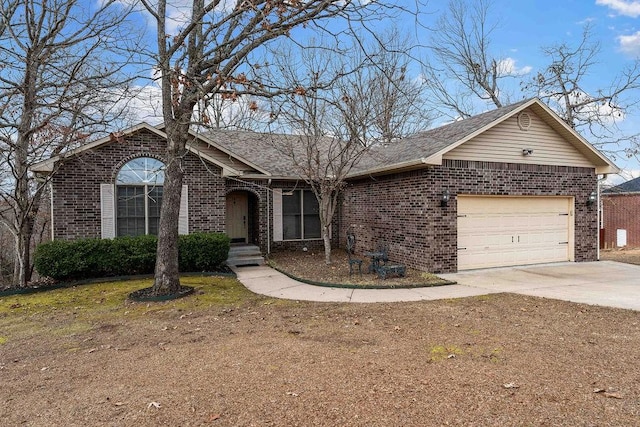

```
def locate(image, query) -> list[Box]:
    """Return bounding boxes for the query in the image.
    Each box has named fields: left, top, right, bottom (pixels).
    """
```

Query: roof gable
left=443, top=107, right=594, bottom=168
left=31, top=123, right=265, bottom=177
left=349, top=98, right=618, bottom=177
left=32, top=123, right=167, bottom=173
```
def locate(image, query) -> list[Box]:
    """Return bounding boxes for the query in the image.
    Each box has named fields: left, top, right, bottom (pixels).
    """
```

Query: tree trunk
left=12, top=187, right=44, bottom=287
left=13, top=224, right=31, bottom=287
left=152, top=124, right=186, bottom=295
left=323, top=226, right=332, bottom=265
left=319, top=192, right=334, bottom=265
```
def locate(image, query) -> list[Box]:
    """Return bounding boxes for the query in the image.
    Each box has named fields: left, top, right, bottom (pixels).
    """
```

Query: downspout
left=50, top=181, right=54, bottom=241
left=267, top=179, right=271, bottom=255
left=596, top=175, right=607, bottom=260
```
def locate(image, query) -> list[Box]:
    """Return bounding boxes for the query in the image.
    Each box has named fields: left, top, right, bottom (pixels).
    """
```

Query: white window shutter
left=100, top=184, right=115, bottom=239
left=178, top=184, right=189, bottom=235
left=273, top=189, right=283, bottom=242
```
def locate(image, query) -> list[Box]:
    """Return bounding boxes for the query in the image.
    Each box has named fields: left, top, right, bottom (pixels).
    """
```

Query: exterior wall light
left=587, top=191, right=597, bottom=206
left=441, top=189, right=450, bottom=207
left=522, top=148, right=533, bottom=156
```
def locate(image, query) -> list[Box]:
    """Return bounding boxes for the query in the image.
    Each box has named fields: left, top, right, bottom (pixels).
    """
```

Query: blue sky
left=474, top=0, right=640, bottom=79
left=426, top=0, right=640, bottom=182
left=121, top=0, right=640, bottom=182
left=412, top=0, right=640, bottom=182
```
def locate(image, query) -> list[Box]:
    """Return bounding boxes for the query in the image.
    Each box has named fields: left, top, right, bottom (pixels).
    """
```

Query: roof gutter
left=346, top=154, right=442, bottom=179
left=595, top=165, right=619, bottom=175
left=238, top=173, right=300, bottom=180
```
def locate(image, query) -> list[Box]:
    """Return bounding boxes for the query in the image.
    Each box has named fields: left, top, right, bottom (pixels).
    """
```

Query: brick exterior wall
left=601, top=194, right=640, bottom=248
left=339, top=160, right=598, bottom=273
left=51, top=129, right=226, bottom=240
left=49, top=129, right=331, bottom=256
left=267, top=180, right=340, bottom=253
left=49, top=129, right=599, bottom=269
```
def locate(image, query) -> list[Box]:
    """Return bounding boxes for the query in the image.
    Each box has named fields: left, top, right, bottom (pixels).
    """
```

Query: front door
left=226, top=192, right=248, bottom=243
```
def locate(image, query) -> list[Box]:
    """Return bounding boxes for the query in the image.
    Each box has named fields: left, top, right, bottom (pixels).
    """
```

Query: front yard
left=1, top=271, right=640, bottom=426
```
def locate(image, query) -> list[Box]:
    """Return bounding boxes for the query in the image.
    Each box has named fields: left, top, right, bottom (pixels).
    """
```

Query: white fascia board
left=346, top=155, right=442, bottom=179
left=596, top=164, right=620, bottom=174
left=239, top=174, right=297, bottom=180
left=184, top=142, right=242, bottom=177
left=30, top=122, right=165, bottom=173
left=188, top=130, right=272, bottom=176
left=531, top=101, right=619, bottom=173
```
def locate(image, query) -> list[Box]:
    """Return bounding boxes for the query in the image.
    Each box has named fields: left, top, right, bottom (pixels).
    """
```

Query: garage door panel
left=458, top=196, right=573, bottom=270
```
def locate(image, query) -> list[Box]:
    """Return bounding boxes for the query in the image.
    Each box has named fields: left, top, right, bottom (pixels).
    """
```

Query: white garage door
left=457, top=196, right=573, bottom=270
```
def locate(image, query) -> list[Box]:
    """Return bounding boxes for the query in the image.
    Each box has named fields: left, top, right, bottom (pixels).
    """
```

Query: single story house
left=32, top=98, right=617, bottom=273
left=601, top=177, right=640, bottom=249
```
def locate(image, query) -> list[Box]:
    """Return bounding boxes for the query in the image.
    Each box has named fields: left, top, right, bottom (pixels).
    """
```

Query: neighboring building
left=32, top=98, right=617, bottom=273
left=601, top=177, right=640, bottom=249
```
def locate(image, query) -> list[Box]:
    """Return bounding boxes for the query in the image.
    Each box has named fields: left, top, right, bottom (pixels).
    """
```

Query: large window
left=116, top=157, right=165, bottom=237
left=282, top=189, right=321, bottom=240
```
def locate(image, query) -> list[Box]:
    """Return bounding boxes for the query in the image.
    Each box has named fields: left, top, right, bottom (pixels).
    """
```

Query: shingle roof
left=32, top=97, right=617, bottom=178
left=201, top=129, right=339, bottom=177
left=603, top=176, right=640, bottom=194
left=205, top=99, right=533, bottom=177
left=352, top=99, right=532, bottom=173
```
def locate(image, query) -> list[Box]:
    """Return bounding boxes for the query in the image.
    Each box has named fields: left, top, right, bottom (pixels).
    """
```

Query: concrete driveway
left=440, top=260, right=640, bottom=311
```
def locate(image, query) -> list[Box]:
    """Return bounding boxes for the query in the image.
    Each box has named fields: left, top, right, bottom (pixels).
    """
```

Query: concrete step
left=228, top=245, right=261, bottom=255
left=227, top=245, right=264, bottom=267
left=226, top=255, right=265, bottom=267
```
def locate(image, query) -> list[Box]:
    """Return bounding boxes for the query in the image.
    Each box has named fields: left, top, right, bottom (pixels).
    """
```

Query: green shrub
left=179, top=232, right=230, bottom=272
left=34, top=240, right=83, bottom=280
left=112, top=235, right=158, bottom=275
left=35, top=232, right=230, bottom=281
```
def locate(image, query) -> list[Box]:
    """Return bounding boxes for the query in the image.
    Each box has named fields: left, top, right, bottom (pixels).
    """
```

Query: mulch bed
left=267, top=249, right=452, bottom=288
left=128, top=285, right=195, bottom=302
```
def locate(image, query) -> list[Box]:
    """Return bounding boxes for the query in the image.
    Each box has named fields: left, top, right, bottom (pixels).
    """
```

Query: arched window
left=116, top=157, right=165, bottom=236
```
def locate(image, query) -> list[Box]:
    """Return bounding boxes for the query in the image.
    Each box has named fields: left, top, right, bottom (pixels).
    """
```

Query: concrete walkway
left=233, top=261, right=640, bottom=310
left=233, top=265, right=494, bottom=303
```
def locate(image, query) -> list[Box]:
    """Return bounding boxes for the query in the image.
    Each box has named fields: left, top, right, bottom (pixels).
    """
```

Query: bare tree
left=138, top=0, right=418, bottom=295
left=359, top=30, right=434, bottom=145
left=262, top=45, right=370, bottom=264
left=523, top=25, right=640, bottom=159
left=422, top=0, right=515, bottom=118
left=262, top=36, right=431, bottom=264
left=0, top=0, right=139, bottom=287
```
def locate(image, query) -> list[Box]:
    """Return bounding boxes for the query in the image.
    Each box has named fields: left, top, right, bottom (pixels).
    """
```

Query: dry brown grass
left=1, top=255, right=640, bottom=426
left=601, top=247, right=640, bottom=265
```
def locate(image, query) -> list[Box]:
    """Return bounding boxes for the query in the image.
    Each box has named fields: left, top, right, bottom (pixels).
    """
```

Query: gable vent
left=517, top=112, right=531, bottom=131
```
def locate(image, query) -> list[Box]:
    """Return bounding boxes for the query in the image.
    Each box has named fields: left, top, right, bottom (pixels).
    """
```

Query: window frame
left=115, top=157, right=165, bottom=237
left=281, top=189, right=322, bottom=241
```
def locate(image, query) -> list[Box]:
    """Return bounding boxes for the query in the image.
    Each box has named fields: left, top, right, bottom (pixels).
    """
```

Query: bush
left=34, top=240, right=84, bottom=281
left=112, top=235, right=158, bottom=275
left=34, top=233, right=230, bottom=281
left=179, top=232, right=231, bottom=272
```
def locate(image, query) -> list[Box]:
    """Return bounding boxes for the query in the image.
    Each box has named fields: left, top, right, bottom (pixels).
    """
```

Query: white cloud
left=617, top=31, right=640, bottom=57
left=575, top=92, right=626, bottom=123
left=111, top=0, right=237, bottom=34
left=120, top=84, right=164, bottom=125
left=577, top=17, right=596, bottom=25
left=541, top=89, right=626, bottom=126
left=497, top=58, right=532, bottom=76
left=604, top=169, right=640, bottom=186
left=596, top=0, right=640, bottom=18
